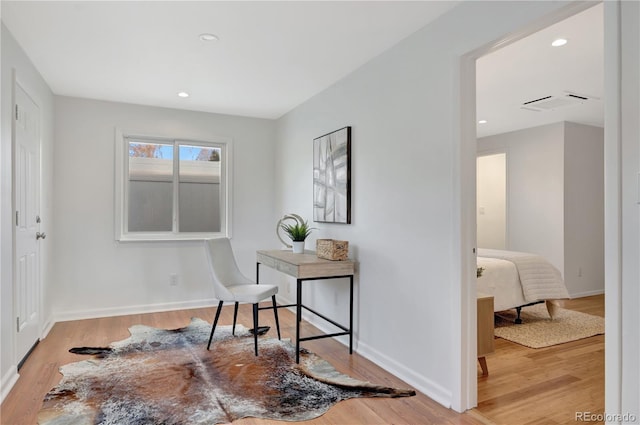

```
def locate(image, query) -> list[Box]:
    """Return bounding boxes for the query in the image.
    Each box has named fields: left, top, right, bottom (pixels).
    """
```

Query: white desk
left=256, top=250, right=355, bottom=363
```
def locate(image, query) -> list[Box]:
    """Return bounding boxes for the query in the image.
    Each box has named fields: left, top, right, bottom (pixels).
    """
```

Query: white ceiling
left=1, top=1, right=459, bottom=119
left=476, top=3, right=603, bottom=138
left=1, top=1, right=603, bottom=134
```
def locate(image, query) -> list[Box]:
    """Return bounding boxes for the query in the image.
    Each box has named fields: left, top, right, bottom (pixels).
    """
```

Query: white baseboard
left=570, top=289, right=605, bottom=299
left=285, top=298, right=453, bottom=409
left=1, top=366, right=19, bottom=404
left=41, top=314, right=55, bottom=339
left=52, top=296, right=292, bottom=327
left=2, top=316, right=55, bottom=404
left=53, top=298, right=219, bottom=323
left=48, top=294, right=454, bottom=408
left=356, top=339, right=453, bottom=408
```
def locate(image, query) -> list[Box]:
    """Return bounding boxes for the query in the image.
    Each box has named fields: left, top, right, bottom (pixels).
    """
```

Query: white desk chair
left=204, top=238, right=281, bottom=355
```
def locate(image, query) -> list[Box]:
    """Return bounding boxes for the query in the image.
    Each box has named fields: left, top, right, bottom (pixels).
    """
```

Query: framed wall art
left=313, top=126, right=351, bottom=224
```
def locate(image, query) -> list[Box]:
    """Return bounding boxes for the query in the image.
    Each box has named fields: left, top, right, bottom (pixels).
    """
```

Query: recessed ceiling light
left=551, top=38, right=568, bottom=47
left=177, top=91, right=190, bottom=98
left=478, top=120, right=487, bottom=124
left=199, top=33, right=219, bottom=42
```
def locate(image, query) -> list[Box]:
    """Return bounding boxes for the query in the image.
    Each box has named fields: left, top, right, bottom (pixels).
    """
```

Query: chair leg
left=253, top=303, right=259, bottom=356
left=272, top=295, right=281, bottom=340
left=232, top=302, right=239, bottom=335
left=207, top=300, right=224, bottom=351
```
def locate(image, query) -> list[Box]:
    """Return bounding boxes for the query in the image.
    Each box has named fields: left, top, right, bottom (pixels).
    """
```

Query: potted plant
left=280, top=218, right=314, bottom=253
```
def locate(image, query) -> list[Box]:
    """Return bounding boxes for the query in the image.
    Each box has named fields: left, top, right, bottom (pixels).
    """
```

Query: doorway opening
left=462, top=2, right=606, bottom=422
left=476, top=152, right=507, bottom=250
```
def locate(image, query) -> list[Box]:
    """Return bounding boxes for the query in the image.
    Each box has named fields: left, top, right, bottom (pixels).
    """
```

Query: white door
left=14, top=82, right=41, bottom=364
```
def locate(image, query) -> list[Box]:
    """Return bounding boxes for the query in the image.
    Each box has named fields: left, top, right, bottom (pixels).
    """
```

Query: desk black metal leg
left=296, top=279, right=302, bottom=363
left=349, top=275, right=353, bottom=354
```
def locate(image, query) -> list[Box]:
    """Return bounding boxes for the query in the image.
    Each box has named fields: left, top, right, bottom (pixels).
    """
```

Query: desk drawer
left=276, top=261, right=299, bottom=277
left=257, top=253, right=277, bottom=269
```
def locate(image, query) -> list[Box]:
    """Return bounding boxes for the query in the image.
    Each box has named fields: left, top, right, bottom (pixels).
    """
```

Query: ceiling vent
left=521, top=91, right=599, bottom=112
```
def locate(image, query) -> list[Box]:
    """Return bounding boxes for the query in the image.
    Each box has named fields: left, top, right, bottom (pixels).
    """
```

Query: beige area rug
left=494, top=304, right=604, bottom=348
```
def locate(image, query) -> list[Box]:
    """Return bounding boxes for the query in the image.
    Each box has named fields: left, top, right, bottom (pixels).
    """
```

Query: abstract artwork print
left=313, top=126, right=351, bottom=224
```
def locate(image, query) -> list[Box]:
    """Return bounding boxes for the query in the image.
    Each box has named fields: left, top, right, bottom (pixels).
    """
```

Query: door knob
left=36, top=232, right=46, bottom=240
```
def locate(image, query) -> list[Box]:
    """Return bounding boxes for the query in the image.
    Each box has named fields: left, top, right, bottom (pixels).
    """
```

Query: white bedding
left=477, top=248, right=570, bottom=312
left=477, top=256, right=526, bottom=311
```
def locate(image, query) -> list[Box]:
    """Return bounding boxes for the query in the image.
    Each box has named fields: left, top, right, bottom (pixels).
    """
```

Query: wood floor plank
left=474, top=294, right=604, bottom=425
left=2, top=296, right=604, bottom=424
left=1, top=303, right=484, bottom=425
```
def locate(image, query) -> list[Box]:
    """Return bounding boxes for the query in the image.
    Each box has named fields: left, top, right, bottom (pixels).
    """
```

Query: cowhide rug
left=38, top=318, right=415, bottom=424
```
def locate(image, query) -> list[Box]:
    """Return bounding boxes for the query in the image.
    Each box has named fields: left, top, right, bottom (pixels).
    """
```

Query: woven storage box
left=316, top=239, right=349, bottom=261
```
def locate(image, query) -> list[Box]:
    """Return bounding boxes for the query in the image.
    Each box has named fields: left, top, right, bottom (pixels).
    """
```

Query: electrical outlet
left=169, top=273, right=179, bottom=286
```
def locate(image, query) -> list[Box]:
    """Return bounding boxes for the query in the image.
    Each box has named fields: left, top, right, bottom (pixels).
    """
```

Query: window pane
left=127, top=140, right=174, bottom=232
left=178, top=144, right=221, bottom=232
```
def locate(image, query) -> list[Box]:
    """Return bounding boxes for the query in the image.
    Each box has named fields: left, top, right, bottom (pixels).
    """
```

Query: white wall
left=477, top=122, right=604, bottom=297
left=478, top=123, right=566, bottom=274
left=1, top=24, right=55, bottom=400
left=52, top=97, right=277, bottom=320
left=274, top=0, right=576, bottom=410
left=615, top=0, right=640, bottom=417
left=564, top=122, right=604, bottom=297
left=507, top=124, right=566, bottom=270
left=3, top=0, right=637, bottom=416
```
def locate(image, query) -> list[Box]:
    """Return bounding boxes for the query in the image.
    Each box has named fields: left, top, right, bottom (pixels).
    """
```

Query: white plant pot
left=292, top=241, right=305, bottom=254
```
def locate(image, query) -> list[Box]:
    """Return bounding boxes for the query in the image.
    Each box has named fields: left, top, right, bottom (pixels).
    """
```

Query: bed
left=477, top=248, right=570, bottom=323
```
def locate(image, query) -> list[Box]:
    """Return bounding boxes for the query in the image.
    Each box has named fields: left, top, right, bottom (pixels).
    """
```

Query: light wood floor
left=475, top=294, right=605, bottom=425
left=1, top=297, right=604, bottom=425
left=1, top=304, right=487, bottom=425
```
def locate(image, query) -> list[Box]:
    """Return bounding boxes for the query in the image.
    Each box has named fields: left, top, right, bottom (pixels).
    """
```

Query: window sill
left=116, top=232, right=226, bottom=242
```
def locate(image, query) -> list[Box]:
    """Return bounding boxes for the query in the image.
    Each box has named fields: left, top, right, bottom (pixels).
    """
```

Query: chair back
left=204, top=238, right=252, bottom=301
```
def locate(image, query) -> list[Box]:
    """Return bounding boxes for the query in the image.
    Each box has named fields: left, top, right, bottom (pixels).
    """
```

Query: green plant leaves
left=280, top=220, right=314, bottom=242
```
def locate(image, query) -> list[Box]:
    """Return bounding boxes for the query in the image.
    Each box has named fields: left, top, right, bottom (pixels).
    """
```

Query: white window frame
left=115, top=128, right=232, bottom=241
